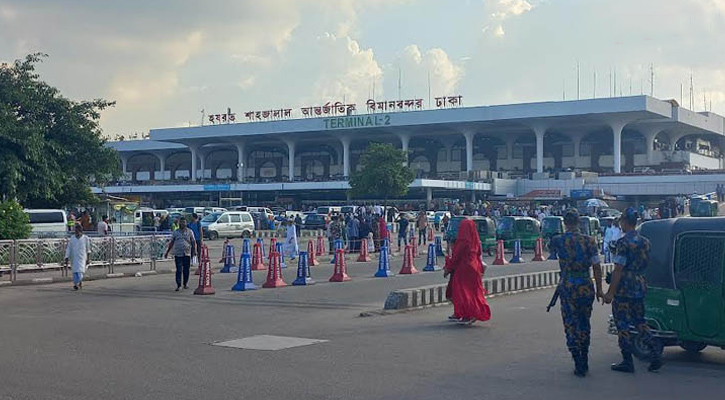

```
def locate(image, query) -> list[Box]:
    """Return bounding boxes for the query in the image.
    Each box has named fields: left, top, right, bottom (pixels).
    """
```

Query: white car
left=25, top=209, right=67, bottom=236
left=201, top=211, right=255, bottom=240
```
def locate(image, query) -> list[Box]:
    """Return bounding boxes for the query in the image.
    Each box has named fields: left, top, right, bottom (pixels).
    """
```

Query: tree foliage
left=0, top=199, right=31, bottom=240
left=348, top=143, right=415, bottom=201
left=0, top=53, right=120, bottom=208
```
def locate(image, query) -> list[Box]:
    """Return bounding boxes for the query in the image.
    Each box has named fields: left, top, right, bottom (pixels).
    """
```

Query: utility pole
left=650, top=63, right=655, bottom=97
left=398, top=66, right=402, bottom=100
left=576, top=61, right=580, bottom=100
left=593, top=69, right=597, bottom=98
left=201, top=109, right=205, bottom=126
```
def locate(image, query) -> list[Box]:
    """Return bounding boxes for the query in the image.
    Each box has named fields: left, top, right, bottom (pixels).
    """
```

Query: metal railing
left=0, top=235, right=171, bottom=282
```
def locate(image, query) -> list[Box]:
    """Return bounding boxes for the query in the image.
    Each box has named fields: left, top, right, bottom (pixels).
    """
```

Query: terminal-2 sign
left=323, top=114, right=392, bottom=130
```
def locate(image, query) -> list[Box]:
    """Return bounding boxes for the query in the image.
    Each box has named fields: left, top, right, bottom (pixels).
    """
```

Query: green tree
left=348, top=142, right=415, bottom=213
left=0, top=53, right=120, bottom=208
left=0, top=199, right=31, bottom=240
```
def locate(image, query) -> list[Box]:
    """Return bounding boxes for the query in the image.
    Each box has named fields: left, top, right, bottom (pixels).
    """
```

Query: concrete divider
left=383, top=264, right=614, bottom=311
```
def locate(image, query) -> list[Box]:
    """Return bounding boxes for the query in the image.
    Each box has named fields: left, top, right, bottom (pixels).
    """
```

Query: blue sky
left=1, top=0, right=724, bottom=137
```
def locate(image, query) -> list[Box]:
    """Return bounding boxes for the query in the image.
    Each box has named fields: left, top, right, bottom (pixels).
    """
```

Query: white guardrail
left=0, top=235, right=172, bottom=282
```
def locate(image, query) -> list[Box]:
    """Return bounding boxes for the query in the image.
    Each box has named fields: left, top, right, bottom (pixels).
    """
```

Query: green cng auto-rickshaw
left=496, top=216, right=541, bottom=249
left=608, top=217, right=725, bottom=358
left=445, top=216, right=497, bottom=255
left=542, top=216, right=564, bottom=241
left=691, top=200, right=718, bottom=217
left=579, top=216, right=602, bottom=247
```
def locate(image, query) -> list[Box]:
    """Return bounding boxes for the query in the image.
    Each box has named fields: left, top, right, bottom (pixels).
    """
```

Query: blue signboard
left=203, top=184, right=230, bottom=191
left=570, top=189, right=593, bottom=199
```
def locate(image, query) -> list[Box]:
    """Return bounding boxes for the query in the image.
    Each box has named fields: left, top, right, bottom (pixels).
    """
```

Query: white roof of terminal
left=108, top=96, right=724, bottom=152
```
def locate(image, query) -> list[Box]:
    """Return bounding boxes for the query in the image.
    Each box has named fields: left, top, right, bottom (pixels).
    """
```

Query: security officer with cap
left=604, top=207, right=663, bottom=373
left=549, top=209, right=604, bottom=377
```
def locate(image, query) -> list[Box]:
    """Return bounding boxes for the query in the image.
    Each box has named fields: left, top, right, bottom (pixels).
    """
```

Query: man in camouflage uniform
left=550, top=209, right=604, bottom=377
left=604, top=207, right=663, bottom=373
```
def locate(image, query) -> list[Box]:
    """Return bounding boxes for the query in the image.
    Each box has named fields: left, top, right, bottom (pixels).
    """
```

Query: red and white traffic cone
left=427, top=228, right=434, bottom=243
left=329, top=248, right=351, bottom=282
left=307, top=240, right=319, bottom=266
left=411, top=237, right=419, bottom=258
left=262, top=251, right=287, bottom=288
left=268, top=238, right=277, bottom=262
left=532, top=237, right=546, bottom=262
left=492, top=240, right=508, bottom=265
left=251, top=242, right=266, bottom=271
left=357, top=238, right=372, bottom=262
left=316, top=236, right=325, bottom=257
left=399, top=245, right=420, bottom=274
left=194, top=245, right=215, bottom=295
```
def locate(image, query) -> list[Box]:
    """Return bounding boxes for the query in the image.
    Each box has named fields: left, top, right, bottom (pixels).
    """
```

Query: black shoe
left=571, top=350, right=587, bottom=377
left=73, top=285, right=78, bottom=291
left=175, top=286, right=180, bottom=292
left=611, top=360, right=635, bottom=373
left=648, top=359, right=664, bottom=372
left=580, top=349, right=589, bottom=374
left=183, top=285, right=189, bottom=289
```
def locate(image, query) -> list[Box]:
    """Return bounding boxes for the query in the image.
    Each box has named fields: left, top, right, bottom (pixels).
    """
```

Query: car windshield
left=202, top=212, right=222, bottom=223
left=341, top=206, right=355, bottom=214
left=317, top=207, right=330, bottom=214
left=497, top=218, right=514, bottom=230
left=542, top=218, right=562, bottom=232
left=306, top=215, right=324, bottom=222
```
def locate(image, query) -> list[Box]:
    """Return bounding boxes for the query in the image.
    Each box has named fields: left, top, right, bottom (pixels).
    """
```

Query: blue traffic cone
left=232, top=253, right=257, bottom=291
left=276, top=242, right=286, bottom=268
left=242, top=238, right=251, bottom=255
left=220, top=243, right=236, bottom=273
left=423, top=243, right=440, bottom=272
left=435, top=236, right=444, bottom=257
left=257, top=238, right=265, bottom=259
left=331, top=239, right=343, bottom=264
left=292, top=251, right=315, bottom=286
left=509, top=239, right=525, bottom=263
left=374, top=245, right=394, bottom=277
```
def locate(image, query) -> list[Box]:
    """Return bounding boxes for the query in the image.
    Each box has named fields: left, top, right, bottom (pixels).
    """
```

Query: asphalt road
left=1, top=254, right=723, bottom=400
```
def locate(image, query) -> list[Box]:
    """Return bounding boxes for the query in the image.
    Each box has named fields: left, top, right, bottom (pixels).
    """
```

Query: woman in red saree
left=444, top=219, right=491, bottom=324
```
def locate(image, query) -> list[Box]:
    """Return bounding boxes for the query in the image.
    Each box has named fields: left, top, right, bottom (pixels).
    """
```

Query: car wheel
left=680, top=341, right=707, bottom=353
left=242, top=231, right=251, bottom=238
left=209, top=231, right=219, bottom=241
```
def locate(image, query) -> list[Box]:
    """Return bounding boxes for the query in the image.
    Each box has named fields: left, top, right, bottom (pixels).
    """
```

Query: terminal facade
left=97, top=96, right=725, bottom=207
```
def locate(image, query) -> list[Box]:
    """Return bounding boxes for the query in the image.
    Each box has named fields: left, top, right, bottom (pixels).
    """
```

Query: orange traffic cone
left=492, top=240, right=508, bottom=265
left=427, top=228, right=434, bottom=243
left=194, top=245, right=215, bottom=295
left=532, top=237, right=546, bottom=262
left=329, top=248, right=351, bottom=282
left=308, top=240, right=319, bottom=266
left=399, top=245, right=420, bottom=274
left=357, top=238, right=372, bottom=262
left=251, top=242, right=266, bottom=271
left=262, top=251, right=287, bottom=288
left=316, top=236, right=325, bottom=257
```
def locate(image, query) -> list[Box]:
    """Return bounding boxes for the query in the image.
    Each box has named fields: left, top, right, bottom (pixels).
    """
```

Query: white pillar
left=235, top=142, right=245, bottom=182
left=399, top=134, right=410, bottom=166
left=120, top=156, right=128, bottom=178
left=199, top=151, right=206, bottom=181
left=611, top=122, right=626, bottom=174
left=426, top=187, right=433, bottom=209
left=505, top=136, right=515, bottom=170
left=189, top=146, right=198, bottom=181
left=341, top=137, right=351, bottom=178
left=571, top=134, right=583, bottom=168
left=464, top=131, right=475, bottom=172
left=532, top=126, right=547, bottom=174
left=156, top=153, right=165, bottom=180
left=642, top=129, right=660, bottom=165
left=286, top=141, right=296, bottom=182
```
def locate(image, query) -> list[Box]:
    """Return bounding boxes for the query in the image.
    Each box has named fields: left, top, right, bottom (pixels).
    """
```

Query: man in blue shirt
left=187, top=213, right=203, bottom=258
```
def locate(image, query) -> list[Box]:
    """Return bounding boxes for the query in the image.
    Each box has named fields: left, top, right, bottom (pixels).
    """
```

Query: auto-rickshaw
left=496, top=216, right=541, bottom=249
left=445, top=216, right=497, bottom=255
left=541, top=216, right=564, bottom=244
left=691, top=199, right=718, bottom=217
left=608, top=217, right=725, bottom=359
left=578, top=216, right=602, bottom=247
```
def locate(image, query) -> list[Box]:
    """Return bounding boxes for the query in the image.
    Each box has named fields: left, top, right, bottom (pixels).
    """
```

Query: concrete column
left=426, top=187, right=433, bottom=209
left=505, top=136, right=516, bottom=170
left=398, top=134, right=410, bottom=166
left=155, top=153, right=165, bottom=180
left=120, top=156, right=128, bottom=179
left=532, top=126, right=547, bottom=173
left=641, top=129, right=661, bottom=165
left=464, top=131, right=475, bottom=172
left=189, top=145, right=198, bottom=181
left=199, top=151, right=206, bottom=181
left=235, top=142, right=246, bottom=182
left=610, top=122, right=626, bottom=174
left=341, top=137, right=351, bottom=178
left=286, top=141, right=296, bottom=182
left=570, top=133, right=584, bottom=169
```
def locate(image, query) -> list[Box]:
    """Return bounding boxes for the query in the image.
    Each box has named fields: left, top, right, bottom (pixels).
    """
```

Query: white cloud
left=482, top=0, right=534, bottom=37
left=383, top=45, right=463, bottom=102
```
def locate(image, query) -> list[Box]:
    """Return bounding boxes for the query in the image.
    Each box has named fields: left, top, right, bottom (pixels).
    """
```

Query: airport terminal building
left=96, top=96, right=725, bottom=208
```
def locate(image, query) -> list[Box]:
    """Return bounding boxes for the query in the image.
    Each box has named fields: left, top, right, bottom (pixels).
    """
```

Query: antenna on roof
left=650, top=63, right=655, bottom=97
left=629, top=77, right=632, bottom=96
left=398, top=66, right=402, bottom=100
left=562, top=79, right=566, bottom=100
left=689, top=73, right=694, bottom=110
left=593, top=69, right=597, bottom=99
left=614, top=68, right=617, bottom=97
left=372, top=73, right=376, bottom=105
left=427, top=70, right=431, bottom=109
left=201, top=108, right=205, bottom=126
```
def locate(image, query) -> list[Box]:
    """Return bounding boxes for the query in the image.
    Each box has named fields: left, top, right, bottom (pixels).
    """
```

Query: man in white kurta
left=65, top=224, right=91, bottom=290
left=284, top=221, right=299, bottom=260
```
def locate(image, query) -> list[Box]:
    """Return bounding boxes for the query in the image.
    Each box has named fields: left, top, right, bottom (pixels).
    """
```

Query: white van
left=25, top=209, right=68, bottom=235
left=134, top=209, right=168, bottom=231
left=245, top=207, right=274, bottom=219
left=201, top=211, right=255, bottom=240
left=316, top=206, right=342, bottom=216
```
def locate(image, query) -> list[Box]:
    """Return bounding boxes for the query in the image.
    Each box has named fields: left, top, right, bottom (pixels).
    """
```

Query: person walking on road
left=187, top=213, right=203, bottom=259
left=97, top=215, right=109, bottom=236
left=164, top=217, right=197, bottom=292
left=65, top=224, right=91, bottom=291
left=549, top=209, right=604, bottom=377
left=396, top=214, right=409, bottom=249
left=284, top=219, right=299, bottom=260
left=416, top=212, right=428, bottom=245
left=443, top=219, right=491, bottom=325
left=347, top=215, right=360, bottom=252
left=604, top=207, right=663, bottom=373
left=603, top=218, right=622, bottom=263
